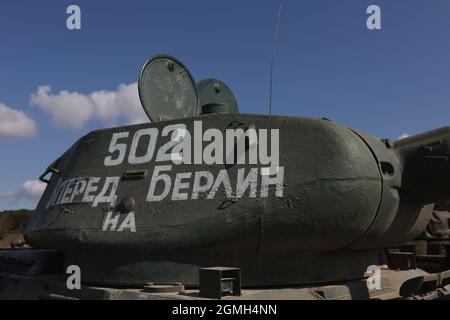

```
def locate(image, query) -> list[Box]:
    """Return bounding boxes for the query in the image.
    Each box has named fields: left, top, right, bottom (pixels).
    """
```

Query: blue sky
left=1, top=0, right=450, bottom=210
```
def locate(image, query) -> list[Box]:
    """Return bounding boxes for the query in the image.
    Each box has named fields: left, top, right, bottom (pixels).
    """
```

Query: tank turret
left=2, top=55, right=450, bottom=300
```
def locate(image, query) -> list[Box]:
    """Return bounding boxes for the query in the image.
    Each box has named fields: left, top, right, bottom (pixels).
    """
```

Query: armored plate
left=138, top=55, right=199, bottom=122
left=197, top=79, right=239, bottom=114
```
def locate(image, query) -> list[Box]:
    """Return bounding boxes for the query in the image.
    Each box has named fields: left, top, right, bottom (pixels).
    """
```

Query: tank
left=1, top=55, right=450, bottom=300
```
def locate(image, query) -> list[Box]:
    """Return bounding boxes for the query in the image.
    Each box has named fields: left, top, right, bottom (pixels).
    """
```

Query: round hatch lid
left=197, top=79, right=239, bottom=114
left=138, top=55, right=199, bottom=122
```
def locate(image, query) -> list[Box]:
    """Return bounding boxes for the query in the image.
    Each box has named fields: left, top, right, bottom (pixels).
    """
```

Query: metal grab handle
left=39, top=160, right=60, bottom=183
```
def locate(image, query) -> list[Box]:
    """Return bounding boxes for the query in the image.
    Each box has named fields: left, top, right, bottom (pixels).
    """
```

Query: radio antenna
left=269, top=0, right=283, bottom=115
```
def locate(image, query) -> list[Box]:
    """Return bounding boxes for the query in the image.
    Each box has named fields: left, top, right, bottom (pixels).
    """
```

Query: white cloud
left=398, top=133, right=410, bottom=140
left=0, top=180, right=46, bottom=206
left=0, top=103, right=37, bottom=138
left=30, top=82, right=148, bottom=129
left=21, top=180, right=46, bottom=201
left=30, top=86, right=94, bottom=129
